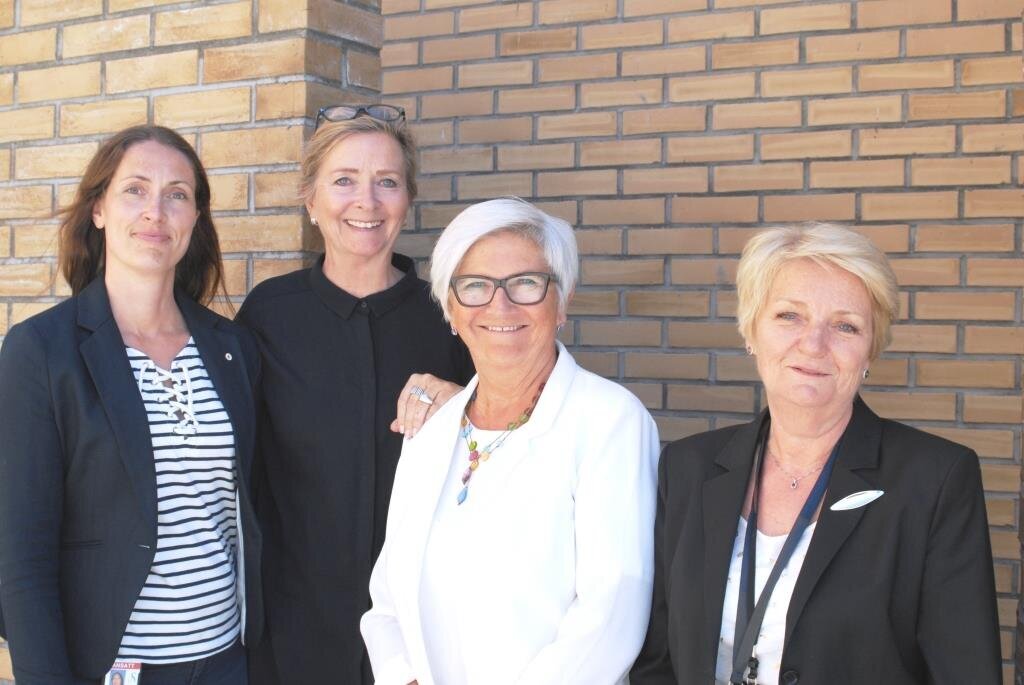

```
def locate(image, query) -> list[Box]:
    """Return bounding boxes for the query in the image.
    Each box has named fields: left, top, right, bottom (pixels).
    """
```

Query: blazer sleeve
left=917, top=447, right=1001, bottom=684
left=513, top=401, right=660, bottom=685
left=629, top=446, right=678, bottom=684
left=0, top=322, right=76, bottom=684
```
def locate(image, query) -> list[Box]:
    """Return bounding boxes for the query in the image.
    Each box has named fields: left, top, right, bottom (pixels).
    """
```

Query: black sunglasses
left=314, top=104, right=406, bottom=131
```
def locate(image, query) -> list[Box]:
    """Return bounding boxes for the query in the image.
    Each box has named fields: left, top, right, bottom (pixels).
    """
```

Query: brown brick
left=764, top=193, right=855, bottom=221
left=889, top=258, right=959, bottom=286
left=155, top=2, right=251, bottom=46
left=667, top=385, right=754, bottom=412
left=670, top=258, right=738, bottom=285
left=623, top=46, right=705, bottom=76
left=625, top=290, right=709, bottom=316
left=382, top=41, right=418, bottom=68
left=415, top=175, right=453, bottom=203
left=625, top=352, right=708, bottom=378
left=459, top=117, right=530, bottom=144
left=309, top=1, right=381, bottom=47
left=0, top=106, right=53, bottom=143
left=625, top=0, right=707, bottom=16
left=21, top=0, right=101, bottom=24
left=965, top=326, right=1023, bottom=354
left=888, top=324, right=957, bottom=353
left=60, top=98, right=147, bottom=136
left=859, top=125, right=955, bottom=156
left=0, top=224, right=8, bottom=257
left=962, top=56, right=1024, bottom=87
left=537, top=169, right=617, bottom=196
left=0, top=28, right=55, bottom=66
left=110, top=0, right=198, bottom=10
left=581, top=320, right=662, bottom=346
left=204, top=39, right=306, bottom=83
left=762, top=66, right=852, bottom=97
left=569, top=290, right=619, bottom=316
left=0, top=72, right=10, bottom=105
left=859, top=60, right=954, bottom=91
left=66, top=15, right=150, bottom=57
left=13, top=223, right=59, bottom=258
left=907, top=24, right=1005, bottom=57
left=217, top=215, right=303, bottom=252
left=209, top=173, right=248, bottom=211
left=967, top=259, right=1024, bottom=286
left=761, top=3, right=851, bottom=35
left=498, top=143, right=574, bottom=170
left=673, top=196, right=758, bottom=223
left=0, top=0, right=9, bottom=28
left=667, top=321, right=743, bottom=348
left=539, top=52, right=618, bottom=82
left=624, top=168, right=709, bottom=195
left=909, top=91, right=1005, bottom=121
left=965, top=190, right=1024, bottom=218
left=668, top=134, right=753, bottom=162
left=0, top=185, right=51, bottom=220
left=155, top=87, right=250, bottom=128
left=201, top=126, right=303, bottom=168
left=572, top=350, right=617, bottom=377
left=806, top=30, right=899, bottom=63
left=385, top=65, right=453, bottom=93
left=983, top=464, right=1020, bottom=494
left=575, top=229, right=623, bottom=255
left=420, top=147, right=493, bottom=173
left=761, top=130, right=851, bottom=160
left=962, top=123, right=1024, bottom=153
left=713, top=101, right=801, bottom=130
left=862, top=192, right=957, bottom=220
left=108, top=49, right=198, bottom=93
left=18, top=62, right=100, bottom=103
left=501, top=27, right=575, bottom=56
left=581, top=78, right=663, bottom=108
left=917, top=360, right=1016, bottom=389
left=713, top=38, right=799, bottom=69
left=580, top=139, right=661, bottom=167
left=966, top=395, right=1022, bottom=425
left=809, top=159, right=903, bottom=188
left=0, top=149, right=8, bottom=181
left=422, top=91, right=494, bottom=119
left=667, top=11, right=754, bottom=42
left=916, top=224, right=1015, bottom=252
left=669, top=72, right=756, bottom=102
left=538, top=111, right=616, bottom=140
left=861, top=391, right=955, bottom=421
left=15, top=142, right=97, bottom=180
left=857, top=0, right=950, bottom=28
left=622, top=382, right=663, bottom=410
left=539, top=0, right=616, bottom=24
left=911, top=157, right=1011, bottom=186
left=347, top=49, right=380, bottom=90
left=582, top=19, right=663, bottom=49
left=808, top=95, right=901, bottom=126
left=581, top=198, right=665, bottom=226
left=460, top=3, right=532, bottom=32
left=386, top=11, right=454, bottom=40
left=716, top=353, right=757, bottom=381
left=457, top=172, right=532, bottom=200
left=459, top=60, right=532, bottom=88
left=657, top=416, right=713, bottom=442
left=254, top=81, right=335, bottom=121
left=853, top=225, right=910, bottom=252
left=630, top=227, right=713, bottom=254
left=958, top=0, right=1021, bottom=19
left=714, top=162, right=803, bottom=192
left=499, top=85, right=575, bottom=117
left=863, top=358, right=907, bottom=386
left=0, top=263, right=50, bottom=296
left=580, top=258, right=663, bottom=285
left=916, top=292, right=1015, bottom=321
left=623, top=106, right=706, bottom=135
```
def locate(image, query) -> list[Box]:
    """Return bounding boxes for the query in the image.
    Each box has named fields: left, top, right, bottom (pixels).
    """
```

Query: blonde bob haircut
left=736, top=223, right=899, bottom=361
left=298, top=114, right=418, bottom=207
left=429, top=197, right=578, bottom=322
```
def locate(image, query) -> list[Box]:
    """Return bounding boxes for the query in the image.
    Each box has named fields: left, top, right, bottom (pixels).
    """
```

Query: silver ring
left=416, top=392, right=434, bottom=406
left=409, top=385, right=425, bottom=397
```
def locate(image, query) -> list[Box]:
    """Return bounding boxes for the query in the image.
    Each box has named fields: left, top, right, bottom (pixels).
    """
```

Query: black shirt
left=238, top=254, right=473, bottom=684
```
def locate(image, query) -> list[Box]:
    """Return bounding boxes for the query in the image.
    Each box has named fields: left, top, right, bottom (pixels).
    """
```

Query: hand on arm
left=391, top=373, right=463, bottom=438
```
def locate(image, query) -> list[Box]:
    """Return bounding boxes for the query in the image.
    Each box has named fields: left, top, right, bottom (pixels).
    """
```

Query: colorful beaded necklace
left=457, top=382, right=545, bottom=506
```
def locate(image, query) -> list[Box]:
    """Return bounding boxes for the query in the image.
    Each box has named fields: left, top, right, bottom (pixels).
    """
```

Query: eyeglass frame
left=449, top=272, right=558, bottom=307
left=314, top=104, right=406, bottom=131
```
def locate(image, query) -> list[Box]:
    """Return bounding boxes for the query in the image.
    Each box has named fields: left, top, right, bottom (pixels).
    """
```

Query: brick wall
left=0, top=0, right=383, bottom=678
left=380, top=0, right=1024, bottom=681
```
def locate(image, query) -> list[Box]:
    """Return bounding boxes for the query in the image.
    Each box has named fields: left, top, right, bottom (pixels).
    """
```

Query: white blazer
left=361, top=343, right=660, bottom=685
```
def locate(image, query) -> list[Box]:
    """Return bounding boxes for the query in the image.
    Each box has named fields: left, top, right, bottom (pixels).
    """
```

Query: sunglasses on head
left=314, top=104, right=406, bottom=131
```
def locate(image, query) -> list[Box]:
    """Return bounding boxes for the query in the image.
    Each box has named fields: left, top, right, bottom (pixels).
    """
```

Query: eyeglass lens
left=319, top=104, right=404, bottom=123
left=452, top=273, right=552, bottom=306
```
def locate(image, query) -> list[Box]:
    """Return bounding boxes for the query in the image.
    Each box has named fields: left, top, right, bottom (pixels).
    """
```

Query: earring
left=863, top=369, right=870, bottom=379
left=450, top=326, right=458, bottom=336
left=557, top=322, right=565, bottom=332
left=745, top=346, right=752, bottom=355
left=311, top=217, right=318, bottom=226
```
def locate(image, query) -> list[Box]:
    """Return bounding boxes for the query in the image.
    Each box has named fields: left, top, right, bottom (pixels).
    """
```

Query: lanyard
left=729, top=419, right=840, bottom=685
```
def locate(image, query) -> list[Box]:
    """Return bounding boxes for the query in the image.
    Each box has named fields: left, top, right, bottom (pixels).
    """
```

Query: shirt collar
left=309, top=252, right=422, bottom=319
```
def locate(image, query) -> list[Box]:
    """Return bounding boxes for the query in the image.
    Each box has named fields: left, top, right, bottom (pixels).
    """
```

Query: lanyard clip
left=744, top=656, right=759, bottom=685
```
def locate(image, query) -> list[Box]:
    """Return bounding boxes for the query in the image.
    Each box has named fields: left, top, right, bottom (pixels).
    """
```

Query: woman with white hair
left=631, top=223, right=1000, bottom=685
left=361, top=197, right=660, bottom=685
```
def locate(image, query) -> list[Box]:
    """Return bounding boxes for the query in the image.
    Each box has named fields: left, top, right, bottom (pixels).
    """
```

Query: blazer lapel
left=77, top=279, right=158, bottom=537
left=700, top=415, right=762, bottom=671
left=784, top=397, right=881, bottom=643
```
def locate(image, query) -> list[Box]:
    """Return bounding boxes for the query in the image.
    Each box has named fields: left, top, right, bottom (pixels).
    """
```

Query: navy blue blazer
left=0, top=278, right=264, bottom=684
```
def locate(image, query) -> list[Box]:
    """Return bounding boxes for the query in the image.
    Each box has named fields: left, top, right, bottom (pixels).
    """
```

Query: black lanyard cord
left=729, top=419, right=841, bottom=685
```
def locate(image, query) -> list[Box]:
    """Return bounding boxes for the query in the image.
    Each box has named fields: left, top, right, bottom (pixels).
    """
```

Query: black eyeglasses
left=450, top=272, right=556, bottom=307
left=314, top=104, right=406, bottom=131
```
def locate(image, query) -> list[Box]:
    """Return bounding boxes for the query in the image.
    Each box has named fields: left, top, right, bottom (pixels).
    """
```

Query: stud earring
left=311, top=217, right=318, bottom=226
left=745, top=346, right=753, bottom=355
left=450, top=326, right=458, bottom=336
left=863, top=369, right=870, bottom=379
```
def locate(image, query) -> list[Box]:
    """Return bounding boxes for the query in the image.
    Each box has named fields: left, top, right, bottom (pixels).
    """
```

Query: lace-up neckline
left=129, top=337, right=199, bottom=435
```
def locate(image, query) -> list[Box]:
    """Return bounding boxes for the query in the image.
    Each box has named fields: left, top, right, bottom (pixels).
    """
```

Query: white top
left=715, top=517, right=817, bottom=685
left=119, top=339, right=240, bottom=663
left=362, top=343, right=661, bottom=685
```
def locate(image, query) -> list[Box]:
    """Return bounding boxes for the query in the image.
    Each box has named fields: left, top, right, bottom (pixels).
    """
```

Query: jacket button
left=781, top=669, right=799, bottom=684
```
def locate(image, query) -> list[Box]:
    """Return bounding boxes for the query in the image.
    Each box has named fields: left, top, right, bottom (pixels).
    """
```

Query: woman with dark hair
left=0, top=125, right=263, bottom=685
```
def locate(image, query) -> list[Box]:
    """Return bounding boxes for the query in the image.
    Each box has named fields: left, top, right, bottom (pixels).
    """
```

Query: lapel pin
left=830, top=490, right=884, bottom=511
left=225, top=353, right=233, bottom=361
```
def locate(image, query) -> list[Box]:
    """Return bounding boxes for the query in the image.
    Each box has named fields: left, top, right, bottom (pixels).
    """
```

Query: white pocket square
left=830, top=490, right=884, bottom=511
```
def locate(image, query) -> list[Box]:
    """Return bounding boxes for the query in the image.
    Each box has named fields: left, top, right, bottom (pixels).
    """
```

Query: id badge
left=104, top=661, right=141, bottom=685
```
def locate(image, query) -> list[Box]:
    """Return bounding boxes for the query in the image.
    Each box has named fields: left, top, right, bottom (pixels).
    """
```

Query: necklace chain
left=769, top=449, right=826, bottom=490
left=456, top=382, right=545, bottom=505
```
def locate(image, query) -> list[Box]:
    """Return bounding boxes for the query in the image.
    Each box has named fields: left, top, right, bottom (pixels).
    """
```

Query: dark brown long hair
left=58, top=125, right=224, bottom=304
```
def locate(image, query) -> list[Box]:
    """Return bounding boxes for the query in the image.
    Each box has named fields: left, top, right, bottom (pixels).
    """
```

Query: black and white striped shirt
left=118, top=339, right=240, bottom=663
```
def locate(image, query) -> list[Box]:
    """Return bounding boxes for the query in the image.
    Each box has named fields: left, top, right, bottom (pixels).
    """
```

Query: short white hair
left=429, top=197, right=578, bottom=321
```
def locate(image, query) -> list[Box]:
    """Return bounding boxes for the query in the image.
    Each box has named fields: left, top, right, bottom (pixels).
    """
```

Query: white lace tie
left=137, top=359, right=199, bottom=435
